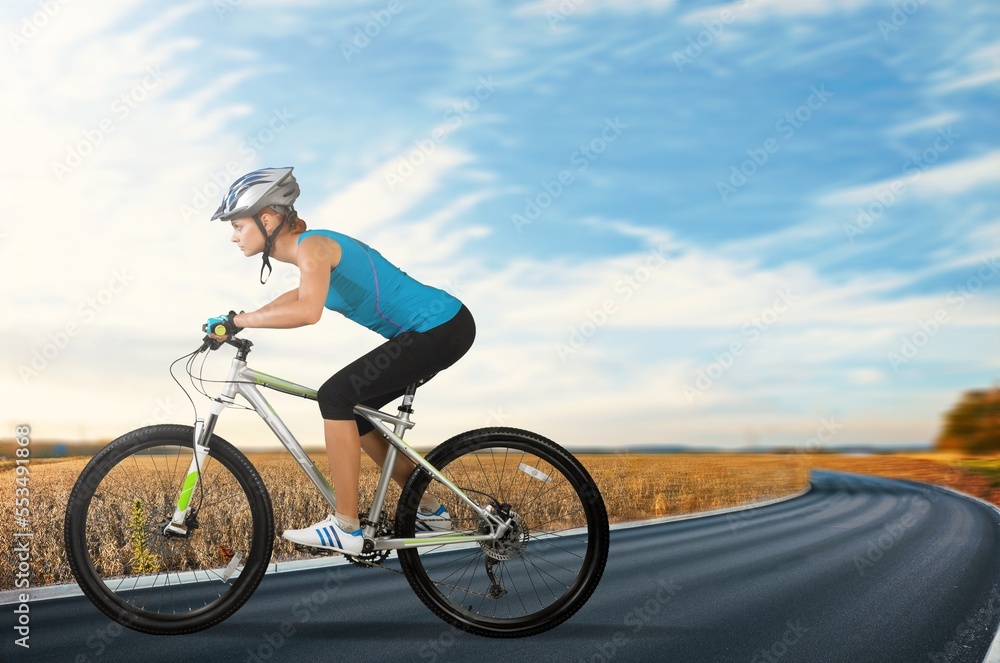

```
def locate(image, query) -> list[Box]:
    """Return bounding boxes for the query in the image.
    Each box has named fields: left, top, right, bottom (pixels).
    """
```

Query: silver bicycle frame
left=167, top=352, right=508, bottom=550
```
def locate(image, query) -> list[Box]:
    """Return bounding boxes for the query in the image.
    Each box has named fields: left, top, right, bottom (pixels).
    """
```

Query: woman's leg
left=315, top=305, right=476, bottom=524
left=323, top=419, right=363, bottom=522
left=359, top=428, right=416, bottom=489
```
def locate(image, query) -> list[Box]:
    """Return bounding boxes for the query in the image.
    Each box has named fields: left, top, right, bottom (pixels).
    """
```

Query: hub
left=479, top=509, right=529, bottom=561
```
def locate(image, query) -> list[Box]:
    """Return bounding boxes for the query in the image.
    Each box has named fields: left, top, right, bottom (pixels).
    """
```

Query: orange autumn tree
left=935, top=387, right=1000, bottom=454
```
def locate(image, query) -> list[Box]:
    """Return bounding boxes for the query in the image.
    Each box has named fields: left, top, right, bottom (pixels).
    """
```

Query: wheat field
left=2, top=450, right=993, bottom=591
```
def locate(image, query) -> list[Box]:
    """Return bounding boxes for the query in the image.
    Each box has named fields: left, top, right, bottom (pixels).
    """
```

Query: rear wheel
left=396, top=427, right=609, bottom=637
left=64, top=424, right=274, bottom=634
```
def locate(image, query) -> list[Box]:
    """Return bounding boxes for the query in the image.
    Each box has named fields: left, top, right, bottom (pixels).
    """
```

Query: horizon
left=0, top=436, right=957, bottom=458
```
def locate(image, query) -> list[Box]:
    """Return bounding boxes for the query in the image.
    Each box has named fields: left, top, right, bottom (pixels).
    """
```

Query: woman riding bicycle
left=206, top=166, right=475, bottom=556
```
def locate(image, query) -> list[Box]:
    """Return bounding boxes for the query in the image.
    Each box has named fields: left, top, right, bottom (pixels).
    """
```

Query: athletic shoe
left=415, top=504, right=452, bottom=535
left=282, top=514, right=364, bottom=555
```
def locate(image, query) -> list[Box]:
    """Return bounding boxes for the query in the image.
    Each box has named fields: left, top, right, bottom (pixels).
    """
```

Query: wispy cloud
left=888, top=112, right=963, bottom=135
left=820, top=151, right=1000, bottom=205
left=930, top=42, right=1000, bottom=93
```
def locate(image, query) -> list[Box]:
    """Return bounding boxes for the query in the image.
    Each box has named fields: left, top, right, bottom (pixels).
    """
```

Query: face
left=230, top=217, right=264, bottom=256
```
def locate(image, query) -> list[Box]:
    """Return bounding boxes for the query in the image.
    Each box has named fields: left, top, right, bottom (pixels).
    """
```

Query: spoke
left=421, top=546, right=489, bottom=578
left=527, top=533, right=587, bottom=560
left=529, top=505, right=589, bottom=532
left=515, top=474, right=574, bottom=521
left=518, top=554, right=547, bottom=611
left=500, top=559, right=530, bottom=617
left=146, top=450, right=177, bottom=513
left=474, top=557, right=491, bottom=616
left=472, top=451, right=496, bottom=504
left=518, top=553, right=559, bottom=607
left=442, top=548, right=483, bottom=608
left=521, top=543, right=583, bottom=576
left=496, top=447, right=511, bottom=504
left=517, top=475, right=573, bottom=513
left=519, top=550, right=575, bottom=590
left=436, top=545, right=481, bottom=598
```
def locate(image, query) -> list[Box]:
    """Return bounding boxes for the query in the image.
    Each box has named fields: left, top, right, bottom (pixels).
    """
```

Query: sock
left=419, top=494, right=440, bottom=513
left=335, top=512, right=361, bottom=533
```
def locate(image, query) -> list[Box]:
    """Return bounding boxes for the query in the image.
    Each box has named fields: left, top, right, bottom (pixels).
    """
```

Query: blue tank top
left=297, top=229, right=462, bottom=339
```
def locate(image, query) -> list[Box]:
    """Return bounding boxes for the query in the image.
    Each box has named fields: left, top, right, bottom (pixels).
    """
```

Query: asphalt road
left=3, top=470, right=999, bottom=663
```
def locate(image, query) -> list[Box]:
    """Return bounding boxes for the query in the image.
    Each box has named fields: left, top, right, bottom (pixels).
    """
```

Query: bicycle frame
left=165, top=347, right=509, bottom=551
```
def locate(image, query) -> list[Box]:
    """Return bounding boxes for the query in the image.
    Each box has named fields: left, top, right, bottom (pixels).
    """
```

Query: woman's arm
left=257, top=288, right=300, bottom=314
left=233, top=235, right=338, bottom=330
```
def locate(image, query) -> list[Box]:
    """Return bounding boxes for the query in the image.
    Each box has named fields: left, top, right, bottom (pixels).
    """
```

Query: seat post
left=364, top=382, right=419, bottom=537
left=397, top=372, right=434, bottom=421
left=397, top=383, right=418, bottom=416
left=391, top=383, right=418, bottom=440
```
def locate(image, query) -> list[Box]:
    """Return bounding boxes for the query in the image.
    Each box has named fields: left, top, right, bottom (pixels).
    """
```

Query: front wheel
left=64, top=424, right=274, bottom=635
left=395, top=427, right=609, bottom=638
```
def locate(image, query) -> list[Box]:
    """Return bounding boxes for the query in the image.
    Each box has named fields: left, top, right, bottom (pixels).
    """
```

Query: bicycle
left=64, top=332, right=609, bottom=638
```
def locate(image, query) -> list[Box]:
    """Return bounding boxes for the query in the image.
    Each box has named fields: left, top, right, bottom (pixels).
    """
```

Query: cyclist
left=206, top=167, right=475, bottom=556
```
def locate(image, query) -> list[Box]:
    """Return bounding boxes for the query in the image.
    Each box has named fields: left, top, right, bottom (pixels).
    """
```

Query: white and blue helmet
left=212, top=167, right=301, bottom=284
left=211, top=167, right=299, bottom=221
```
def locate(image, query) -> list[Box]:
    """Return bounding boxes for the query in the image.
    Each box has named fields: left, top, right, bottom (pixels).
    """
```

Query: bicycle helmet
left=211, top=167, right=300, bottom=284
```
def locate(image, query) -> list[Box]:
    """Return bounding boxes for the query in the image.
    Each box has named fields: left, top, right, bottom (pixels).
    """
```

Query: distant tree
left=936, top=387, right=1000, bottom=453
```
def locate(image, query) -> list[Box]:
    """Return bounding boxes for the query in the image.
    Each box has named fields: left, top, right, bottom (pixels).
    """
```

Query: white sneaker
left=415, top=504, right=452, bottom=535
left=282, top=515, right=365, bottom=555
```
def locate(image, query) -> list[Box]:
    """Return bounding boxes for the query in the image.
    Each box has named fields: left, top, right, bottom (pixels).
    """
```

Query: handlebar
left=197, top=334, right=254, bottom=359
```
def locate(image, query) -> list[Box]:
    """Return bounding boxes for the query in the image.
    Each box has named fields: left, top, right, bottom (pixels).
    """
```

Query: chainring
left=345, top=510, right=393, bottom=568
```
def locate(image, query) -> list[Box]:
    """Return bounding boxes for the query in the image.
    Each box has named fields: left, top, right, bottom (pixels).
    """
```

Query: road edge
left=0, top=480, right=815, bottom=605
left=926, top=482, right=1000, bottom=663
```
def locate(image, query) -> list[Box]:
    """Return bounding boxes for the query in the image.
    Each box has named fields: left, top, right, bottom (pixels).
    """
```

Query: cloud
left=930, top=42, right=1000, bottom=93
left=933, top=69, right=1000, bottom=93
left=679, top=0, right=874, bottom=25
left=515, top=0, right=676, bottom=19
left=744, top=0, right=872, bottom=18
left=888, top=112, right=962, bottom=135
left=819, top=150, right=1000, bottom=206
left=309, top=143, right=475, bottom=237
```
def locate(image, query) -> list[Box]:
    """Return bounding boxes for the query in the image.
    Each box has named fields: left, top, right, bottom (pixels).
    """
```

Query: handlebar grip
left=205, top=314, right=231, bottom=337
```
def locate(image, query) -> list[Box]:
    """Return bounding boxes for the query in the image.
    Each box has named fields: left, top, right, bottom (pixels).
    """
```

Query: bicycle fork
left=164, top=359, right=240, bottom=538
left=164, top=418, right=211, bottom=537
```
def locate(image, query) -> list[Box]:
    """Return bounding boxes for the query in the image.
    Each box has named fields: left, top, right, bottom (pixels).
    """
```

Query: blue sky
left=1, top=0, right=997, bottom=451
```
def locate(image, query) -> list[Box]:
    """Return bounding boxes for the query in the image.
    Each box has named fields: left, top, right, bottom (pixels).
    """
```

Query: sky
left=1, top=0, right=997, bottom=452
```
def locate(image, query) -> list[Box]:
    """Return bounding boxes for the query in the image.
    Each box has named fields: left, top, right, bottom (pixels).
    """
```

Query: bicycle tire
left=395, top=427, right=609, bottom=638
left=64, top=424, right=274, bottom=635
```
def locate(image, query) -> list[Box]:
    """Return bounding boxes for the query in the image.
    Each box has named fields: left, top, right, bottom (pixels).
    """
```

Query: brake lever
left=198, top=333, right=223, bottom=352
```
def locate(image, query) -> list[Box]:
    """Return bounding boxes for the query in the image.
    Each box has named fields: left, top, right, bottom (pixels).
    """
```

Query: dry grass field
left=795, top=453, right=1000, bottom=506
left=1, top=451, right=995, bottom=591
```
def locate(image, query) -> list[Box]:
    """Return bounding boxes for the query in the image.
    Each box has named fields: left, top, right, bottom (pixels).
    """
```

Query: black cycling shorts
left=316, top=303, right=476, bottom=436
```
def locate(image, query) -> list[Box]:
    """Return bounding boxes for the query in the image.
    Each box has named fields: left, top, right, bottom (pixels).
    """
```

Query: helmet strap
left=253, top=209, right=290, bottom=284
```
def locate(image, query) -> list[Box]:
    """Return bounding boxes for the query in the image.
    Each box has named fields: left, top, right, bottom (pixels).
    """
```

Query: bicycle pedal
left=291, top=543, right=338, bottom=557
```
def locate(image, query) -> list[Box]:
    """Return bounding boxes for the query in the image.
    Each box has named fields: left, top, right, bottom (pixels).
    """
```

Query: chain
left=344, top=554, right=404, bottom=575
left=351, top=554, right=499, bottom=598
left=292, top=511, right=508, bottom=600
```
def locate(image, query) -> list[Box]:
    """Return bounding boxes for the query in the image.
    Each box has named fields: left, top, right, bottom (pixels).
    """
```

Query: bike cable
left=167, top=342, right=254, bottom=522
left=167, top=346, right=203, bottom=422
left=169, top=342, right=256, bottom=414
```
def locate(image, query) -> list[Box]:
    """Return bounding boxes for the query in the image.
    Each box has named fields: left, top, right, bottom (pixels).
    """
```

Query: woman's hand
left=205, top=310, right=244, bottom=341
